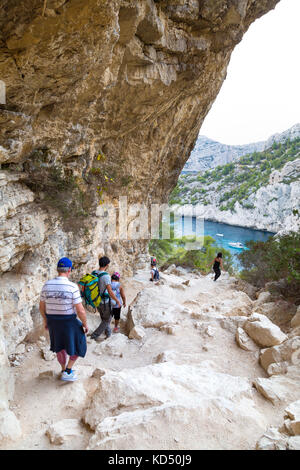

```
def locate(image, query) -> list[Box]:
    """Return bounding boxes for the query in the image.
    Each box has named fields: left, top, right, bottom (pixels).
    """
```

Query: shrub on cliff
left=238, top=231, right=300, bottom=301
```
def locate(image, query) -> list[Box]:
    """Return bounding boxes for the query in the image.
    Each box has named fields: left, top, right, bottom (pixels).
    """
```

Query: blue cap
left=57, top=257, right=73, bottom=269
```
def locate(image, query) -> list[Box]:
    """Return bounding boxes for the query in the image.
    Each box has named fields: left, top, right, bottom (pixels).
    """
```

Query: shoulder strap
left=97, top=271, right=110, bottom=297
left=98, top=271, right=108, bottom=278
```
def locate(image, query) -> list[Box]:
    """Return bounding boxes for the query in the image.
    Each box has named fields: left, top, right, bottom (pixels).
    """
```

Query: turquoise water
left=174, top=216, right=275, bottom=269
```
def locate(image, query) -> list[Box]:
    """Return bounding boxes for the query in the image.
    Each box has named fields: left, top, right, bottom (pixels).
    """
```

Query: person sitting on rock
left=209, top=252, right=223, bottom=281
left=90, top=256, right=121, bottom=341
left=110, top=272, right=126, bottom=333
left=150, top=257, right=159, bottom=282
left=39, top=257, right=88, bottom=382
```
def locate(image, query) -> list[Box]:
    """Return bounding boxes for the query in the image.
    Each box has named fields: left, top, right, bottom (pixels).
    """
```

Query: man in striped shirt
left=39, top=257, right=88, bottom=382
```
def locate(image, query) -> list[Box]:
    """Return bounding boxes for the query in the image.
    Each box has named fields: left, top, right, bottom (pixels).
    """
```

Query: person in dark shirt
left=209, top=252, right=224, bottom=281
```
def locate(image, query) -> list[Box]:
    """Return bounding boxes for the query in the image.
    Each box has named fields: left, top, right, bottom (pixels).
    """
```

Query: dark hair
left=99, top=256, right=110, bottom=267
left=217, top=252, right=222, bottom=258
left=111, top=274, right=119, bottom=281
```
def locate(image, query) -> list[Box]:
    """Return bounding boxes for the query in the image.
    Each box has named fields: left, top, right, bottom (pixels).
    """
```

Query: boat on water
left=228, top=242, right=244, bottom=249
left=216, top=233, right=224, bottom=237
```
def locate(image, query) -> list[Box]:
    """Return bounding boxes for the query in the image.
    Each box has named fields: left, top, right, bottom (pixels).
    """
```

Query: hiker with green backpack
left=80, top=256, right=120, bottom=341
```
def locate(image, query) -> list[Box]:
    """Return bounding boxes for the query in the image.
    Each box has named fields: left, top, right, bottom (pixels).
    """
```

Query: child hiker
left=110, top=272, right=126, bottom=333
left=150, top=257, right=159, bottom=282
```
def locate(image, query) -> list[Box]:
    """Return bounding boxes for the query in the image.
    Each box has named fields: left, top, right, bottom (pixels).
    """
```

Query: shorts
left=112, top=307, right=121, bottom=321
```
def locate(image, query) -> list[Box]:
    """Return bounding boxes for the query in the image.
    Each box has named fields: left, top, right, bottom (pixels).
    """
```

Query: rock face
left=243, top=313, right=288, bottom=348
left=84, top=361, right=269, bottom=450
left=0, top=0, right=280, bottom=441
left=183, top=135, right=265, bottom=173
left=173, top=154, right=300, bottom=233
left=183, top=123, right=300, bottom=173
left=256, top=399, right=300, bottom=450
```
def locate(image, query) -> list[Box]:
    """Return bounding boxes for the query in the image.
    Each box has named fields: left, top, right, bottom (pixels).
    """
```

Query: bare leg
left=57, top=349, right=68, bottom=372
left=66, top=355, right=78, bottom=371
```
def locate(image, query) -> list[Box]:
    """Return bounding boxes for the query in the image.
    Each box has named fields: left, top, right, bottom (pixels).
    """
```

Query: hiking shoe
left=113, top=327, right=120, bottom=333
left=61, top=370, right=78, bottom=382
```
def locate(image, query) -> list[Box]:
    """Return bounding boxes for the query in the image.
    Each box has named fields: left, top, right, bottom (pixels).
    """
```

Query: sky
left=200, top=0, right=300, bottom=145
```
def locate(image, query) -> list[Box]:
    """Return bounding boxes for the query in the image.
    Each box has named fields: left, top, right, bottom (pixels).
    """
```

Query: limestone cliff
left=171, top=136, right=300, bottom=233
left=183, top=123, right=300, bottom=173
left=0, top=0, right=280, bottom=439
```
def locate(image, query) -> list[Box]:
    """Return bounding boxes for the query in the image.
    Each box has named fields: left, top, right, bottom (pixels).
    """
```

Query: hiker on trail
left=150, top=257, right=159, bottom=282
left=110, top=272, right=126, bottom=333
left=39, top=257, right=88, bottom=382
left=90, top=256, right=121, bottom=340
left=209, top=252, right=223, bottom=282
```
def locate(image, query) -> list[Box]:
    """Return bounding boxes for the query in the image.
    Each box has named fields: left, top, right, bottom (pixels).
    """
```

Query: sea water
left=174, top=216, right=275, bottom=269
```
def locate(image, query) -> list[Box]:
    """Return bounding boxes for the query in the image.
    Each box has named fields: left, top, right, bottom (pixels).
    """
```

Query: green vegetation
left=149, top=234, right=234, bottom=275
left=169, top=137, right=300, bottom=212
left=22, top=147, right=115, bottom=231
left=238, top=230, right=300, bottom=301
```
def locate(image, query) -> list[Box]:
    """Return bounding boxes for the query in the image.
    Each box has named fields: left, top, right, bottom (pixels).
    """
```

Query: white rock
left=205, top=326, right=216, bottom=337
left=41, top=346, right=56, bottom=361
left=0, top=409, right=22, bottom=441
left=284, top=401, right=300, bottom=435
left=256, top=427, right=288, bottom=450
left=244, top=313, right=287, bottom=347
left=155, top=350, right=177, bottom=363
left=254, top=367, right=300, bottom=405
left=92, top=368, right=106, bottom=379
left=260, top=337, right=300, bottom=373
left=267, top=362, right=289, bottom=376
left=159, top=324, right=179, bottom=335
left=285, top=400, right=300, bottom=421
left=15, top=343, right=26, bottom=355
left=84, top=362, right=270, bottom=450
left=287, top=436, right=300, bottom=450
left=46, top=419, right=83, bottom=445
left=235, top=327, right=258, bottom=352
left=93, top=334, right=129, bottom=357
left=129, top=326, right=146, bottom=340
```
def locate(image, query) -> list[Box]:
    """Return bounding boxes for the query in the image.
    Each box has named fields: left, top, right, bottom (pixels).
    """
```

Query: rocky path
left=1, top=268, right=300, bottom=450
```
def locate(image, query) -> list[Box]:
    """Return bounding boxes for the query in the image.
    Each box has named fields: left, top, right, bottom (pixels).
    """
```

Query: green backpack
left=78, top=271, right=109, bottom=309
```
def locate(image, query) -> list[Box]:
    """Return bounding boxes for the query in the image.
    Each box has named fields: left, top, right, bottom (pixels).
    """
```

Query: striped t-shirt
left=40, top=276, right=82, bottom=315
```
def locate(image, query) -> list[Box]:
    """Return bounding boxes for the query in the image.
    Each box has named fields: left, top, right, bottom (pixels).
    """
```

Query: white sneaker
left=61, top=370, right=78, bottom=382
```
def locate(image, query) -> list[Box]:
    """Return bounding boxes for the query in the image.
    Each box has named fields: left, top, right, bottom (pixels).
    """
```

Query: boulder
left=256, top=427, right=288, bottom=450
left=253, top=366, right=300, bottom=405
left=244, top=313, right=287, bottom=347
left=284, top=401, right=300, bottom=435
left=0, top=408, right=22, bottom=441
left=46, top=419, right=83, bottom=445
left=235, top=327, right=258, bottom=352
left=254, top=291, right=272, bottom=306
left=255, top=301, right=296, bottom=329
left=84, top=362, right=271, bottom=450
left=259, top=337, right=300, bottom=373
left=129, top=326, right=146, bottom=340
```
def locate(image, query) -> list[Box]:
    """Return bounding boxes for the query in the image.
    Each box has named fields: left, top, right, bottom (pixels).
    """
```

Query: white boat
left=216, top=233, right=224, bottom=237
left=228, top=242, right=244, bottom=249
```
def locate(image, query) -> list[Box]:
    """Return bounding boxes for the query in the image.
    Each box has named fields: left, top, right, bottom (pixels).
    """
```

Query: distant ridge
left=183, top=123, right=300, bottom=173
